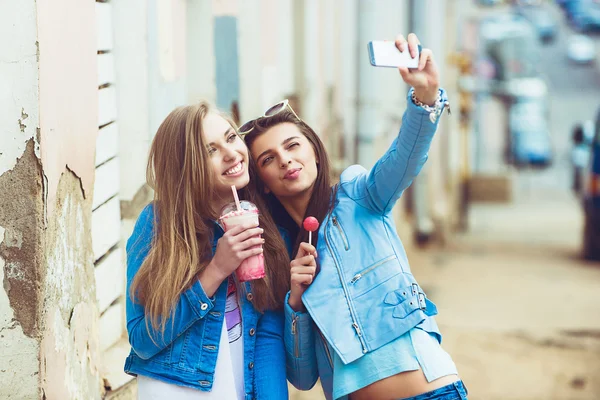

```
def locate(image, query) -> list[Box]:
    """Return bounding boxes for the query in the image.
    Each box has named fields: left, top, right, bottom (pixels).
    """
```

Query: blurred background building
left=1, top=0, right=599, bottom=399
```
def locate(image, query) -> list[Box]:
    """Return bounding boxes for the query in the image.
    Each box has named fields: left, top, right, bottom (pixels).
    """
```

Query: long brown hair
left=130, top=103, right=290, bottom=338
left=244, top=111, right=335, bottom=256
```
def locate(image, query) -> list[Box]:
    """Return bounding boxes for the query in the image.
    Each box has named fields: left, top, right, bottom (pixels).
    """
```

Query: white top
left=137, top=278, right=245, bottom=399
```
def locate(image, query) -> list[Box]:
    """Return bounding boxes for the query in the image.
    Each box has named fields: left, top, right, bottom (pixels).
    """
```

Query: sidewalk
left=410, top=194, right=600, bottom=399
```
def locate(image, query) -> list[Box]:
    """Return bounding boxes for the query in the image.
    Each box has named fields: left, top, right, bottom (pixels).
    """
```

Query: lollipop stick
left=231, top=185, right=241, bottom=211
left=308, top=231, right=312, bottom=246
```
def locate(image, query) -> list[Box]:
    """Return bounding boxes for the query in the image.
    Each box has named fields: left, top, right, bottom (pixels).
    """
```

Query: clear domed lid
left=219, top=200, right=258, bottom=217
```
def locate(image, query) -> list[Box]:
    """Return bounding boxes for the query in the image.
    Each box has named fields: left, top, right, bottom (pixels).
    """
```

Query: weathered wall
left=40, top=170, right=101, bottom=400
left=0, top=0, right=43, bottom=397
left=37, top=0, right=98, bottom=215
left=1, top=0, right=102, bottom=398
left=36, top=0, right=102, bottom=398
left=0, top=142, right=43, bottom=399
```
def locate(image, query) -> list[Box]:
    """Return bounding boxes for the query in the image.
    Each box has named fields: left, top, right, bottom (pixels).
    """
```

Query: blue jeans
left=398, top=380, right=468, bottom=400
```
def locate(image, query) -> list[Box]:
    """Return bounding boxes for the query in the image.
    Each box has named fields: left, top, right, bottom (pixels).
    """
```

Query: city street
left=291, top=3, right=600, bottom=400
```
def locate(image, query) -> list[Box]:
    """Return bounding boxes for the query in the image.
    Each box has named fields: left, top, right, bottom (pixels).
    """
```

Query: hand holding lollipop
left=289, top=217, right=320, bottom=312
left=303, top=216, right=319, bottom=245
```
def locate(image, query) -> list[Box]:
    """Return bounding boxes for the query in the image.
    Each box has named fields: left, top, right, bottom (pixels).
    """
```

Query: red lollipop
left=303, top=216, right=319, bottom=245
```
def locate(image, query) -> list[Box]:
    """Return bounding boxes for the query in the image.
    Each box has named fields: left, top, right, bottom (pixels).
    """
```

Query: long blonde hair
left=130, top=103, right=290, bottom=337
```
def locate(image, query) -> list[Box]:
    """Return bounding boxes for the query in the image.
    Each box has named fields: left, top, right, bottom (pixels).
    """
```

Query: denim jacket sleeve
left=125, top=204, right=216, bottom=360
left=254, top=310, right=289, bottom=399
left=283, top=292, right=319, bottom=390
left=340, top=89, right=448, bottom=214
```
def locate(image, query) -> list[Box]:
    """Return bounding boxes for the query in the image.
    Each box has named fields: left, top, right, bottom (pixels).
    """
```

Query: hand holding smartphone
left=368, top=40, right=422, bottom=68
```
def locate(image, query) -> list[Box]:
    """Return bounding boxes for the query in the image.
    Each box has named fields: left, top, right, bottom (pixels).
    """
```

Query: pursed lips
left=283, top=168, right=301, bottom=179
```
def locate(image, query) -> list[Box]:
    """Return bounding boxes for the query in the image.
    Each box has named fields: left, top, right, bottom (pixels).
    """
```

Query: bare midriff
left=349, top=369, right=459, bottom=400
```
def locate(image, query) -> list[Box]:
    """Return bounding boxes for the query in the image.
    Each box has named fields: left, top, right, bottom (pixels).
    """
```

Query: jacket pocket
left=350, top=255, right=396, bottom=284
left=331, top=216, right=350, bottom=251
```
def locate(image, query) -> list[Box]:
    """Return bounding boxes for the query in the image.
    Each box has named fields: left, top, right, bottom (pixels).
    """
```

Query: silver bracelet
left=411, top=89, right=451, bottom=123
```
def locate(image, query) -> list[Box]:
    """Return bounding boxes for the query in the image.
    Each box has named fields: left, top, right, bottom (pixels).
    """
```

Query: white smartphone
left=368, top=40, right=421, bottom=68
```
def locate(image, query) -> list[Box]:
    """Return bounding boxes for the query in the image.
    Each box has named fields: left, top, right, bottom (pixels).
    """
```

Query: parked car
left=507, top=98, right=553, bottom=167
left=572, top=107, right=600, bottom=260
left=514, top=5, right=558, bottom=42
left=564, top=0, right=600, bottom=32
left=567, top=34, right=596, bottom=64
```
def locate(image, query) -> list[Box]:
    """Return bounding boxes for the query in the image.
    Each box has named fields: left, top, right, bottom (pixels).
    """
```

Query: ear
left=264, top=186, right=271, bottom=194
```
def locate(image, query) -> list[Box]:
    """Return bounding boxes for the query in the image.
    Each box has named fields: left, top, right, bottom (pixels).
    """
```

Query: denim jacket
left=124, top=204, right=288, bottom=400
left=285, top=89, right=449, bottom=399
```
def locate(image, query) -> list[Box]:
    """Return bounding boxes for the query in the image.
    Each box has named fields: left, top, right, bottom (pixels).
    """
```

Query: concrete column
left=301, top=0, right=322, bottom=129
left=237, top=0, right=264, bottom=122
left=187, top=0, right=217, bottom=104
left=277, top=0, right=296, bottom=98
left=147, top=0, right=188, bottom=137
left=339, top=0, right=359, bottom=164
left=1, top=0, right=102, bottom=398
left=113, top=0, right=151, bottom=203
left=357, top=0, right=408, bottom=169
left=410, top=0, right=449, bottom=241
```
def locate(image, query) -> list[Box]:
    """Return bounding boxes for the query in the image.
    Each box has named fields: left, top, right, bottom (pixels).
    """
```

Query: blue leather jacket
left=285, top=90, right=448, bottom=399
left=124, top=204, right=288, bottom=400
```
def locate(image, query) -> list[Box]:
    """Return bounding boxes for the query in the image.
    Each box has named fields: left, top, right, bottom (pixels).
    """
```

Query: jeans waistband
left=396, top=380, right=468, bottom=400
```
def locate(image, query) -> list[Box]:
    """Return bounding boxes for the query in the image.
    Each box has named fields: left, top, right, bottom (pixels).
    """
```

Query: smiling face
left=202, top=112, right=249, bottom=199
left=249, top=122, right=319, bottom=199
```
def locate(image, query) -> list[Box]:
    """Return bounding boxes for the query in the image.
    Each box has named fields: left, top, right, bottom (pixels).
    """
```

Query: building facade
left=0, top=0, right=463, bottom=398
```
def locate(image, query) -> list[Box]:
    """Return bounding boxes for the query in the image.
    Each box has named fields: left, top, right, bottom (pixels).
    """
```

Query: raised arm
left=340, top=34, right=448, bottom=214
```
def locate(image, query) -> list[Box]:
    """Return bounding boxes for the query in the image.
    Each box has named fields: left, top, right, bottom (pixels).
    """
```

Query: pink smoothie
left=220, top=202, right=265, bottom=282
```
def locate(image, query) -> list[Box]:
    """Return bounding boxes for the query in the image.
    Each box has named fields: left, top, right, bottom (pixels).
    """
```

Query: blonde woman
left=124, top=103, right=291, bottom=399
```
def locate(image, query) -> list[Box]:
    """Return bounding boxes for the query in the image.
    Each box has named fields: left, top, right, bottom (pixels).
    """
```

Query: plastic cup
left=219, top=200, right=265, bottom=282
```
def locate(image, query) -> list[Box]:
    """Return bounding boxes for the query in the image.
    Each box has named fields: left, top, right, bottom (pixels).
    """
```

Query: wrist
left=288, top=294, right=305, bottom=312
left=413, top=87, right=439, bottom=106
left=200, top=261, right=228, bottom=286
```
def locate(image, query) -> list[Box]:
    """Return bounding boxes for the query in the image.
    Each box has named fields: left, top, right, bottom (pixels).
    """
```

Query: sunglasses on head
left=238, top=99, right=301, bottom=137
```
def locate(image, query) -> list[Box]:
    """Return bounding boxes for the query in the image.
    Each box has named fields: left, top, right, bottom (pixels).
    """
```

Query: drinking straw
left=231, top=185, right=241, bottom=211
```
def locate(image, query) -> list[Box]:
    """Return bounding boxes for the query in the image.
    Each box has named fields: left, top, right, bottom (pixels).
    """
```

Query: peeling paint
left=40, top=170, right=101, bottom=400
left=0, top=225, right=39, bottom=400
left=0, top=0, right=40, bottom=177
left=3, top=229, right=23, bottom=249
left=18, top=118, right=27, bottom=132
left=0, top=140, right=43, bottom=337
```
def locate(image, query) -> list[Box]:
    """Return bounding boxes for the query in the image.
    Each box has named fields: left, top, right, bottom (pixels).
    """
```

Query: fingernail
left=262, top=239, right=265, bottom=243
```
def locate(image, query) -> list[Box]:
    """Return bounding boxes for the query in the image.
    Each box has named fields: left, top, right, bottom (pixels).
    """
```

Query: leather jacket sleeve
left=340, top=89, right=448, bottom=214
left=283, top=291, right=319, bottom=390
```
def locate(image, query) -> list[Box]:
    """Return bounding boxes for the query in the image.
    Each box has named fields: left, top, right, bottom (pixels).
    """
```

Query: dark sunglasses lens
left=239, top=121, right=254, bottom=134
left=265, top=102, right=286, bottom=117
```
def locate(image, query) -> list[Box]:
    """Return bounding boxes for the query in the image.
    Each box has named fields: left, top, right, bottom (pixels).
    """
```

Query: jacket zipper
left=324, top=222, right=368, bottom=354
left=350, top=255, right=396, bottom=284
left=332, top=216, right=349, bottom=251
left=318, top=329, right=334, bottom=368
left=291, top=315, right=300, bottom=358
